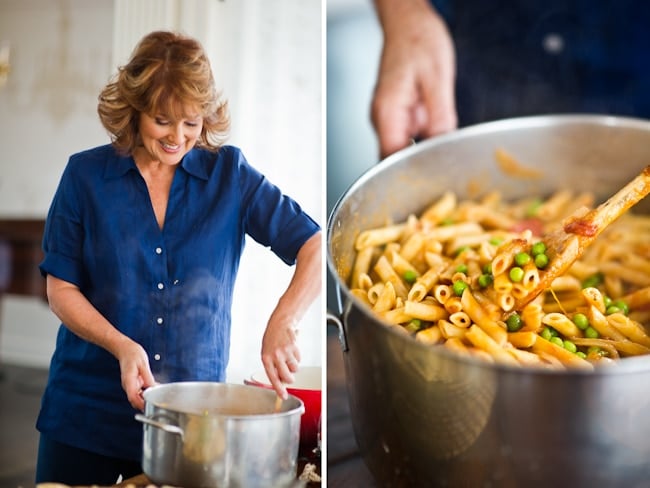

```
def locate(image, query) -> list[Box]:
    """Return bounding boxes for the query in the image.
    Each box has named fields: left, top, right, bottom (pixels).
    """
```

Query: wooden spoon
left=274, top=393, right=283, bottom=413
left=513, top=165, right=650, bottom=311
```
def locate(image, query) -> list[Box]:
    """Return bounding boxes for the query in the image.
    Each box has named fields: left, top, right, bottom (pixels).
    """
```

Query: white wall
left=0, top=0, right=115, bottom=365
left=0, top=0, right=324, bottom=386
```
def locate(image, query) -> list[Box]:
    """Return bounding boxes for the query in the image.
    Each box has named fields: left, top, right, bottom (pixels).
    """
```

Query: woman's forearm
left=46, top=274, right=132, bottom=358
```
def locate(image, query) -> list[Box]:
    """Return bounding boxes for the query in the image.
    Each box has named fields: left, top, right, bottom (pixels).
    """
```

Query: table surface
left=116, top=454, right=321, bottom=487
left=326, top=332, right=376, bottom=487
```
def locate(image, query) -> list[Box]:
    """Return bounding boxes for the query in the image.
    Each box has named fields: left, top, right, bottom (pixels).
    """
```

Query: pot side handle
left=327, top=311, right=348, bottom=352
left=134, top=413, right=185, bottom=440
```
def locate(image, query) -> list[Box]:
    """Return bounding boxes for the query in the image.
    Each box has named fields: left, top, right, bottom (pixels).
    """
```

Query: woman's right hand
left=371, top=0, right=457, bottom=159
left=115, top=337, right=157, bottom=411
left=46, top=275, right=157, bottom=411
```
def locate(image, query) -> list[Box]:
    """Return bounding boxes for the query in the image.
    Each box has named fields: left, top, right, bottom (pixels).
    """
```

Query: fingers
left=371, top=4, right=457, bottom=159
left=262, top=351, right=301, bottom=400
left=372, top=77, right=416, bottom=159
left=372, top=70, right=457, bottom=160
left=118, top=342, right=156, bottom=411
left=123, top=373, right=147, bottom=411
left=261, top=316, right=303, bottom=399
left=419, top=69, right=457, bottom=140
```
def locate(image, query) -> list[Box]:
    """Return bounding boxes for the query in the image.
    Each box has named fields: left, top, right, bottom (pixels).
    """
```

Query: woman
left=35, top=31, right=321, bottom=485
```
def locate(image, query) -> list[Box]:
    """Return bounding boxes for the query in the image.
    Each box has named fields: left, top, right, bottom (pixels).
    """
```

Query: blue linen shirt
left=36, top=143, right=320, bottom=461
left=431, top=0, right=650, bottom=126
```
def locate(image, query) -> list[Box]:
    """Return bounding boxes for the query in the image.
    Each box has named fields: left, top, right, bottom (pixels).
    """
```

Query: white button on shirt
left=155, top=247, right=163, bottom=254
left=543, top=33, right=564, bottom=54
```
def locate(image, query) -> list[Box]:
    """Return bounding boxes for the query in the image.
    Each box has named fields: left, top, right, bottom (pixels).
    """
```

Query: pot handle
left=327, top=311, right=348, bottom=352
left=135, top=413, right=185, bottom=440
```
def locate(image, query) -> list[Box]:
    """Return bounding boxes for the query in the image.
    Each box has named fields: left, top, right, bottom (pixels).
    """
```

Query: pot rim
left=326, top=113, right=650, bottom=378
left=247, top=366, right=322, bottom=392
left=142, top=381, right=305, bottom=419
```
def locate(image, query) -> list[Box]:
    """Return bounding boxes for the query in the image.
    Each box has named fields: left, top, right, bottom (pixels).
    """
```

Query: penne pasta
left=373, top=281, right=397, bottom=313
left=461, top=289, right=508, bottom=346
left=404, top=300, right=448, bottom=322
left=542, top=313, right=583, bottom=338
left=355, top=223, right=406, bottom=250
left=351, top=246, right=376, bottom=289
left=347, top=189, right=650, bottom=369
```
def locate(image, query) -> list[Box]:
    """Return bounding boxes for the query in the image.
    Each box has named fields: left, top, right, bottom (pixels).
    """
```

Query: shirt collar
left=103, top=147, right=210, bottom=181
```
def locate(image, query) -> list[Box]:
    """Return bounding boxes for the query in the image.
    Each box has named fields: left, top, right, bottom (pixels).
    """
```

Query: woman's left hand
left=261, top=318, right=301, bottom=399
left=260, top=233, right=321, bottom=399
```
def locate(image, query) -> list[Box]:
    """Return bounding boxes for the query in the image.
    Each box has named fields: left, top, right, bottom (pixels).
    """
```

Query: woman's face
left=137, top=108, right=204, bottom=165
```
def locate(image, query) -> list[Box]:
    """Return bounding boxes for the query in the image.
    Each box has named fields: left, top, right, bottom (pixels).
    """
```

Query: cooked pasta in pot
left=349, top=190, right=650, bottom=369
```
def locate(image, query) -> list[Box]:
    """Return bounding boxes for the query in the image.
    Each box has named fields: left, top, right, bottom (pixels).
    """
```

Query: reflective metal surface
left=327, top=115, right=650, bottom=487
left=138, top=382, right=304, bottom=488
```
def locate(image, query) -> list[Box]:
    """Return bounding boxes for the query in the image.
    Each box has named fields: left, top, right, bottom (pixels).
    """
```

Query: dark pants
left=35, top=434, right=141, bottom=486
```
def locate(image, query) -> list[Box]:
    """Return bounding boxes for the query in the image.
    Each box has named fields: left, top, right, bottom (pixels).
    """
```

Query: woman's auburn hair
left=97, top=31, right=230, bottom=155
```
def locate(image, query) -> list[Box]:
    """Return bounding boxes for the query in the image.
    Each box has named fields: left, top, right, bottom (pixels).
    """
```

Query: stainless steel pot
left=327, top=115, right=650, bottom=487
left=135, top=382, right=304, bottom=488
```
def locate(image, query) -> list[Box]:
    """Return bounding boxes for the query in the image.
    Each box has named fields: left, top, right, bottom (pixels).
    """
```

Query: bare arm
left=46, top=275, right=156, bottom=410
left=261, top=231, right=322, bottom=399
left=371, top=0, right=457, bottom=159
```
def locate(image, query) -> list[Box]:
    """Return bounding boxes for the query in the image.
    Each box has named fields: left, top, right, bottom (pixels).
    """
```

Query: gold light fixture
left=0, top=42, right=10, bottom=88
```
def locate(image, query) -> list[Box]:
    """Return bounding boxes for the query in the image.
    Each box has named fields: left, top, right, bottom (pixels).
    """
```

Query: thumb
left=139, top=363, right=157, bottom=389
left=418, top=80, right=457, bottom=139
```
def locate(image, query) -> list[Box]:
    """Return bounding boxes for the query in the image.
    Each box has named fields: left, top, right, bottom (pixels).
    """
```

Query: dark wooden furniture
left=0, top=219, right=48, bottom=374
left=0, top=219, right=47, bottom=300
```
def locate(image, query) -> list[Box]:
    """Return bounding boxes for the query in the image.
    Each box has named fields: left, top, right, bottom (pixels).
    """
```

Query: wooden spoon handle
left=514, top=165, right=650, bottom=311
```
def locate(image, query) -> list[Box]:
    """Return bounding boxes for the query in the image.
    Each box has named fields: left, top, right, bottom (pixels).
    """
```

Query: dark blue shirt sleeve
left=235, top=149, right=320, bottom=265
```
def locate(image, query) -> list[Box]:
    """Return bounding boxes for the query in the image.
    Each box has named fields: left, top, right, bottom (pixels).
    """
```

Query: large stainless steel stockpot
left=327, top=115, right=650, bottom=487
left=135, top=382, right=303, bottom=488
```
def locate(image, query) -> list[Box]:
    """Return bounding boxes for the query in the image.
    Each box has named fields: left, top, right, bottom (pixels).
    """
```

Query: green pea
left=603, top=296, right=612, bottom=308
left=541, top=327, right=553, bottom=341
left=455, top=245, right=471, bottom=257
left=531, top=241, right=546, bottom=256
left=483, top=263, right=492, bottom=274
left=572, top=313, right=589, bottom=330
left=452, top=280, right=468, bottom=297
left=585, top=326, right=600, bottom=339
left=582, top=273, right=604, bottom=289
left=506, top=313, right=523, bottom=332
left=455, top=264, right=468, bottom=274
left=403, top=269, right=417, bottom=284
left=576, top=351, right=587, bottom=359
left=525, top=198, right=543, bottom=217
left=514, top=252, right=531, bottom=266
left=509, top=266, right=525, bottom=282
left=478, top=273, right=493, bottom=288
left=440, top=218, right=454, bottom=226
left=563, top=340, right=577, bottom=353
left=613, top=300, right=630, bottom=315
left=588, top=346, right=605, bottom=357
left=550, top=336, right=564, bottom=347
left=606, top=305, right=621, bottom=315
left=405, top=319, right=422, bottom=333
left=534, top=253, right=549, bottom=269
left=489, top=237, right=504, bottom=246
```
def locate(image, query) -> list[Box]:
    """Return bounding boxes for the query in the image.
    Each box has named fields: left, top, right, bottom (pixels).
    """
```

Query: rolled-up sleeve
left=237, top=152, right=320, bottom=265
left=40, top=159, right=86, bottom=287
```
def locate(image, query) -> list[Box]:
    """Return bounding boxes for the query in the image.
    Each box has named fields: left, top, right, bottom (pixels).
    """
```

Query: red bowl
left=244, top=366, right=322, bottom=450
